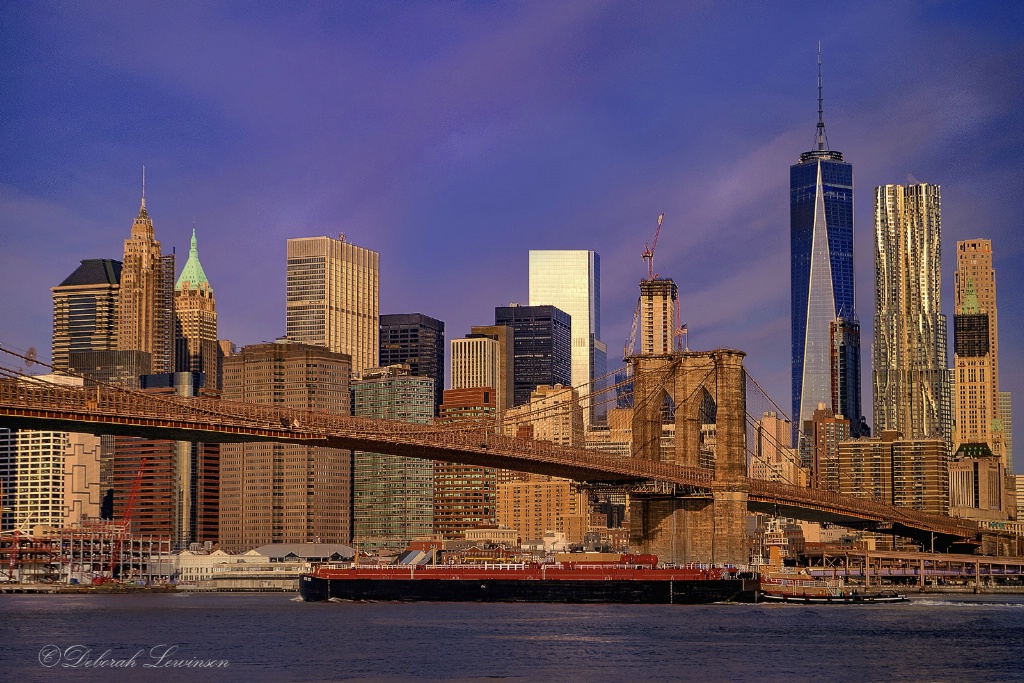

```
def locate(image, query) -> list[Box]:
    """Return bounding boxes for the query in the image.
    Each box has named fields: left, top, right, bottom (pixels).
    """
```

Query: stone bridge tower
left=628, top=349, right=749, bottom=566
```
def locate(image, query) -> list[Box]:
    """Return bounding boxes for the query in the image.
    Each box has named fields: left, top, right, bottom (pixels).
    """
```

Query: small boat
left=759, top=568, right=907, bottom=604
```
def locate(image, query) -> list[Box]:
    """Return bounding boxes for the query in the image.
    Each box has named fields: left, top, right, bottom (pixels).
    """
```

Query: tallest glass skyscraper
left=790, top=55, right=858, bottom=437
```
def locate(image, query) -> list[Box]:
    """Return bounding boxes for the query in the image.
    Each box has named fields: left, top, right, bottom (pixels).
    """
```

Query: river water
left=2, top=592, right=1022, bottom=682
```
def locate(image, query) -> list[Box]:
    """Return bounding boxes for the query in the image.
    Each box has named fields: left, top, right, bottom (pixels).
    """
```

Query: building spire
left=816, top=42, right=829, bottom=152
left=175, top=222, right=211, bottom=293
left=138, top=164, right=148, bottom=217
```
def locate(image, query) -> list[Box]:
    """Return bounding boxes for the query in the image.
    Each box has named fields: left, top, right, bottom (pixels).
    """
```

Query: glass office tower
left=529, top=250, right=606, bottom=428
left=494, top=305, right=572, bottom=408
left=790, top=59, right=857, bottom=437
left=379, top=313, right=445, bottom=416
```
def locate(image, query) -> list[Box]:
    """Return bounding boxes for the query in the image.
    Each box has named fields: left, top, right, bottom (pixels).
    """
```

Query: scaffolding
left=0, top=523, right=171, bottom=585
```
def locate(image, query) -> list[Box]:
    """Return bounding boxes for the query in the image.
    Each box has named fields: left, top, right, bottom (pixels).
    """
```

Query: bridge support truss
left=628, top=350, right=749, bottom=566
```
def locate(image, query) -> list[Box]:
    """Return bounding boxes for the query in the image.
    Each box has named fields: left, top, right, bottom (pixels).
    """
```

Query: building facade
left=790, top=72, right=857, bottom=439
left=949, top=444, right=1010, bottom=522
left=434, top=388, right=498, bottom=539
left=502, top=384, right=584, bottom=449
left=953, top=239, right=1005, bottom=467
left=286, top=235, right=379, bottom=377
left=379, top=313, right=445, bottom=416
left=838, top=432, right=948, bottom=515
left=638, top=278, right=679, bottom=356
left=174, top=228, right=219, bottom=388
left=807, top=403, right=850, bottom=491
left=750, top=412, right=806, bottom=486
left=830, top=317, right=865, bottom=436
left=529, top=250, right=607, bottom=428
left=450, top=336, right=502, bottom=411
left=497, top=480, right=587, bottom=546
left=494, top=305, right=572, bottom=408
left=51, top=259, right=121, bottom=373
left=1000, top=392, right=1013, bottom=472
left=873, top=183, right=946, bottom=441
left=469, top=324, right=515, bottom=414
left=118, top=193, right=175, bottom=374
left=220, top=341, right=352, bottom=551
left=0, top=376, right=100, bottom=532
left=113, top=372, right=219, bottom=547
left=352, top=366, right=434, bottom=551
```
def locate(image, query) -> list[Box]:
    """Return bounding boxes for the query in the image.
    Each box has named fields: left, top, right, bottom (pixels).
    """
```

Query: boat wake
left=913, top=598, right=1024, bottom=608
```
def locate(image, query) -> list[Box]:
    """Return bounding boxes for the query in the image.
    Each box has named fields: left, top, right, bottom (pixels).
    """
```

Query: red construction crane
left=100, top=458, right=147, bottom=584
left=641, top=212, right=666, bottom=280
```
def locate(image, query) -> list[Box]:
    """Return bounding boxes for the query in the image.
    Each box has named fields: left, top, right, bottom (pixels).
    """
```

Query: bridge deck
left=0, top=377, right=984, bottom=541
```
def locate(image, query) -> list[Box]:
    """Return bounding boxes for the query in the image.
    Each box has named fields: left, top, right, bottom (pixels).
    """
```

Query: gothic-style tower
left=117, top=171, right=175, bottom=373
left=175, top=226, right=218, bottom=387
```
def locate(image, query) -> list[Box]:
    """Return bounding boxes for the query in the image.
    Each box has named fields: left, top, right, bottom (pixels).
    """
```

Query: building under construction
left=0, top=522, right=170, bottom=585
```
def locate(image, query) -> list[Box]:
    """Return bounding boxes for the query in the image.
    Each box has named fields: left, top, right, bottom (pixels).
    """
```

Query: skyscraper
left=830, top=317, right=866, bottom=436
left=873, top=183, right=946, bottom=440
left=51, top=259, right=121, bottom=373
left=790, top=50, right=857, bottom=437
left=379, top=313, right=445, bottom=416
left=639, top=279, right=678, bottom=356
left=469, top=324, right=515, bottom=415
left=450, top=336, right=502, bottom=410
left=999, top=392, right=1013, bottom=472
left=286, top=235, right=379, bottom=377
left=495, top=305, right=572, bottom=407
left=352, top=365, right=434, bottom=551
left=434, top=387, right=498, bottom=539
left=219, top=341, right=352, bottom=551
left=953, top=239, right=1005, bottom=466
left=529, top=250, right=607, bottom=428
left=118, top=188, right=175, bottom=374
left=174, top=228, right=219, bottom=387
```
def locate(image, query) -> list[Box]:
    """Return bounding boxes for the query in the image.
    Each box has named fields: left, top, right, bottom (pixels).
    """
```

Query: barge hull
left=300, top=575, right=752, bottom=604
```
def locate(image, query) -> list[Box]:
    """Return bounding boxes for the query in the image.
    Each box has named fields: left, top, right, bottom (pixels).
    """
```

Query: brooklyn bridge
left=0, top=345, right=1016, bottom=565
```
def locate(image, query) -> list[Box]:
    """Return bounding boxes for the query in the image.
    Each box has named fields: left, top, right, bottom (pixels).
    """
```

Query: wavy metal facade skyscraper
left=872, top=183, right=946, bottom=441
left=790, top=50, right=858, bottom=437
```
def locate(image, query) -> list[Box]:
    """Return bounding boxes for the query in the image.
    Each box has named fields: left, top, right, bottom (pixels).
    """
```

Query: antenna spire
left=816, top=42, right=828, bottom=151
left=141, top=164, right=147, bottom=211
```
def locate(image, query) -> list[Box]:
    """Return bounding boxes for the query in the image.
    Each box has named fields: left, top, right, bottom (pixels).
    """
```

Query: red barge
left=299, top=555, right=756, bottom=604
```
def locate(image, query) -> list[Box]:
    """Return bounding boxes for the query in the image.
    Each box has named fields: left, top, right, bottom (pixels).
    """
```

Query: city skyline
left=1, top=4, right=1022, bottom=472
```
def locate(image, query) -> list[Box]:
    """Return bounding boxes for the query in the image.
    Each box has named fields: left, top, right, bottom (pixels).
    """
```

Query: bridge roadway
left=0, top=377, right=980, bottom=542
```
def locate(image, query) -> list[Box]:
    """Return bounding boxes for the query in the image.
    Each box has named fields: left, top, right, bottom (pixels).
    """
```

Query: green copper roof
left=175, top=227, right=212, bottom=292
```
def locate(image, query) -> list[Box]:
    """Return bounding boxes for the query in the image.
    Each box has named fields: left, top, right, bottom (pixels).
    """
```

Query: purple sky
left=2, top=2, right=1022, bottom=471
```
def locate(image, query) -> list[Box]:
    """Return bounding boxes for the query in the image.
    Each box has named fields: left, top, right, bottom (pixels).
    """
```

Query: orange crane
left=98, top=458, right=147, bottom=584
left=642, top=212, right=666, bottom=280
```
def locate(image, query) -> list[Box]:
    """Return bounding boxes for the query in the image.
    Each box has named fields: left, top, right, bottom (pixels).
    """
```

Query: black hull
left=300, top=575, right=754, bottom=604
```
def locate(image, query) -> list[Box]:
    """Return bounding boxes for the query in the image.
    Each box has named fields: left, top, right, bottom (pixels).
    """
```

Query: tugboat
left=759, top=567, right=908, bottom=604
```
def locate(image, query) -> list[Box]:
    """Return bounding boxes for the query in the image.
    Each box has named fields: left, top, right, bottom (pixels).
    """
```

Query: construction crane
left=641, top=212, right=666, bottom=280
left=624, top=298, right=641, bottom=360
left=626, top=212, right=667, bottom=360
left=99, top=458, right=147, bottom=585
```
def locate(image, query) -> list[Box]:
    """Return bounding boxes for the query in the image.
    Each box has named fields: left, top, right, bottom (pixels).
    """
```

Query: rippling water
left=2, top=592, right=1023, bottom=682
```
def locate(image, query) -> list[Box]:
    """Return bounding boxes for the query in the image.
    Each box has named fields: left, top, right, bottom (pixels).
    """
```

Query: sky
left=1, top=2, right=1022, bottom=471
